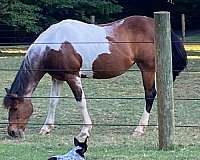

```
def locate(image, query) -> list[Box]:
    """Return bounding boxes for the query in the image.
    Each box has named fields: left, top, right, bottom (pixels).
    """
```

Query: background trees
left=0, top=0, right=122, bottom=34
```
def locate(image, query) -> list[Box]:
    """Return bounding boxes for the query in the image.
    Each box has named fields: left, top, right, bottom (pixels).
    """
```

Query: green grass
left=0, top=56, right=199, bottom=160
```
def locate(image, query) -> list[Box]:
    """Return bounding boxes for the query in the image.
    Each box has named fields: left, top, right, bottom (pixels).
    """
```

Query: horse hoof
left=76, top=132, right=90, bottom=142
left=39, top=128, right=51, bottom=135
left=39, top=124, right=54, bottom=135
left=39, top=130, right=50, bottom=135
left=132, top=131, right=145, bottom=137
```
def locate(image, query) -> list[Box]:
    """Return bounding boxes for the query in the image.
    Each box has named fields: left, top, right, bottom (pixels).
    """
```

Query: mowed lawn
left=0, top=56, right=199, bottom=160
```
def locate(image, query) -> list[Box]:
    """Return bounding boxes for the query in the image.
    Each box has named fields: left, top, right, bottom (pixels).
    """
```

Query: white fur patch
left=49, top=146, right=85, bottom=160
left=134, top=107, right=150, bottom=134
left=27, top=20, right=112, bottom=76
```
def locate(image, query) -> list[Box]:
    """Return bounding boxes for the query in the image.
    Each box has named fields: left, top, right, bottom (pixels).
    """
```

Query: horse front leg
left=40, top=79, right=63, bottom=135
left=66, top=76, right=92, bottom=142
left=133, top=66, right=156, bottom=136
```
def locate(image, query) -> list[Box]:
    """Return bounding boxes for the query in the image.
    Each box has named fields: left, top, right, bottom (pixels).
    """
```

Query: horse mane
left=3, top=57, right=32, bottom=108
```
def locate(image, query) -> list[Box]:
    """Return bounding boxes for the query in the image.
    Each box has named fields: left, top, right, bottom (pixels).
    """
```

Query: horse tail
left=171, top=31, right=187, bottom=81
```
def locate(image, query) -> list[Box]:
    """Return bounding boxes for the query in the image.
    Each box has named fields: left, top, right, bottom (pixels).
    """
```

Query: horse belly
left=92, top=53, right=133, bottom=79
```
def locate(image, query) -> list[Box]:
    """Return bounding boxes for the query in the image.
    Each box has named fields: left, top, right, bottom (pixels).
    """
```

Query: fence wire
left=0, top=122, right=199, bottom=128
left=1, top=95, right=200, bottom=101
left=0, top=40, right=199, bottom=129
left=0, top=41, right=200, bottom=46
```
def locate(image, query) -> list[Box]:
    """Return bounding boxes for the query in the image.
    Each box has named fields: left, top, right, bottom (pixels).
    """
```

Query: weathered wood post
left=90, top=15, right=95, bottom=24
left=181, top=14, right=186, bottom=41
left=154, top=11, right=175, bottom=150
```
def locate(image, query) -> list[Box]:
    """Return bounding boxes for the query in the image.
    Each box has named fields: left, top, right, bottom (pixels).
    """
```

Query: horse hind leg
left=133, top=63, right=156, bottom=136
left=40, top=79, right=63, bottom=135
left=66, top=76, right=92, bottom=142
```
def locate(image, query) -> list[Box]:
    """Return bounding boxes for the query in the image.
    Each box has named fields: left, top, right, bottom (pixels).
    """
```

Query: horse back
left=92, top=16, right=155, bottom=78
left=27, top=16, right=156, bottom=79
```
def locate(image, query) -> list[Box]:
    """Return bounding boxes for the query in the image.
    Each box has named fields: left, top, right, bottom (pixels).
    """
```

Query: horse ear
left=74, top=137, right=79, bottom=146
left=5, top=88, right=10, bottom=94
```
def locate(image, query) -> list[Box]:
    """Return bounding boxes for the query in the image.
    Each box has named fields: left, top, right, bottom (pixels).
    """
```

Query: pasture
left=0, top=56, right=199, bottom=159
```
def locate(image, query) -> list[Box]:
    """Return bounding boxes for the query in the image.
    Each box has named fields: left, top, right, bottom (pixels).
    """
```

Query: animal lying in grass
left=48, top=138, right=88, bottom=160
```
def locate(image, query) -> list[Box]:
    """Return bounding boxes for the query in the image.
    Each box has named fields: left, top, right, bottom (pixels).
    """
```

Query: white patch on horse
left=75, top=77, right=92, bottom=141
left=27, top=20, right=111, bottom=77
left=40, top=79, right=63, bottom=135
left=134, top=107, right=150, bottom=135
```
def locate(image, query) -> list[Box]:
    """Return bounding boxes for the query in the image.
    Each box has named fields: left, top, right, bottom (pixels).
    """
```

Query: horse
left=3, top=16, right=187, bottom=140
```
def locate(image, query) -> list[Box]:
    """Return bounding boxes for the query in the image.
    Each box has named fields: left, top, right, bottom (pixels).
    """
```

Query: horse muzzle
left=7, top=126, right=24, bottom=138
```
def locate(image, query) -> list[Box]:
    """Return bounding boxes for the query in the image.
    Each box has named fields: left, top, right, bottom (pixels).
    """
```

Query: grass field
left=0, top=56, right=199, bottom=160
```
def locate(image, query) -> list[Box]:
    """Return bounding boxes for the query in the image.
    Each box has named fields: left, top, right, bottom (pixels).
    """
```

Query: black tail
left=171, top=31, right=187, bottom=81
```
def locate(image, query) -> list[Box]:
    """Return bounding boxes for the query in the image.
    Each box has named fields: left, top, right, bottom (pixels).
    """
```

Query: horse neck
left=10, top=56, right=44, bottom=98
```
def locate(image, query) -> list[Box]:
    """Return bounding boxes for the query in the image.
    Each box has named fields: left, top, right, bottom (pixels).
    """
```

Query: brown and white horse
left=3, top=16, right=187, bottom=141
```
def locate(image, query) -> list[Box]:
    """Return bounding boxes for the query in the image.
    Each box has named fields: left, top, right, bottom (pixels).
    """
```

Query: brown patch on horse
left=92, top=52, right=133, bottom=79
left=7, top=98, right=33, bottom=137
left=43, top=42, right=82, bottom=80
left=92, top=21, right=135, bottom=79
left=122, top=16, right=155, bottom=63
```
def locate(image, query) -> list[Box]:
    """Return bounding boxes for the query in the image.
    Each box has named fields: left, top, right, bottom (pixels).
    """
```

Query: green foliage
left=0, top=0, right=42, bottom=33
left=0, top=0, right=122, bottom=33
left=36, top=0, right=122, bottom=29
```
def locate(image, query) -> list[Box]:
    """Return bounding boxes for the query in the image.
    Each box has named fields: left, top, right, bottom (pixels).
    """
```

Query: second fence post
left=181, top=14, right=185, bottom=41
left=90, top=15, right=95, bottom=24
left=154, top=11, right=175, bottom=150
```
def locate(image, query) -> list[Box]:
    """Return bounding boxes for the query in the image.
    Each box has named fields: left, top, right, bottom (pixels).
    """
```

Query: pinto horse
left=3, top=16, right=187, bottom=140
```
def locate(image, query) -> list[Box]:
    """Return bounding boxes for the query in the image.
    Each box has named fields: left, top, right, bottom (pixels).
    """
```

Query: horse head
left=3, top=88, right=33, bottom=138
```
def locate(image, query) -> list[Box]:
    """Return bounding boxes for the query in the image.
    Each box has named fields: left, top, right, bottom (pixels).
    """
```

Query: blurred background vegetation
left=0, top=0, right=199, bottom=43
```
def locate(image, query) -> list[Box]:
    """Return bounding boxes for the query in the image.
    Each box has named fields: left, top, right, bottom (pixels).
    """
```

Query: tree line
left=0, top=0, right=199, bottom=43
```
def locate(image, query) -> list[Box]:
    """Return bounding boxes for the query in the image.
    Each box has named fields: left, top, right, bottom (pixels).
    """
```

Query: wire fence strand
left=0, top=68, right=199, bottom=73
left=0, top=122, right=199, bottom=128
left=0, top=40, right=200, bottom=46
left=1, top=95, right=200, bottom=101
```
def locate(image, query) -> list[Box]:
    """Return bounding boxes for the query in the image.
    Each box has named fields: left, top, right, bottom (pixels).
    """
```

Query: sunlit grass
left=184, top=44, right=200, bottom=52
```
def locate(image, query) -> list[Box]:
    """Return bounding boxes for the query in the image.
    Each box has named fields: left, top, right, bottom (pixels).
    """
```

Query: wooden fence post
left=181, top=14, right=186, bottom=41
left=154, top=11, right=175, bottom=150
left=90, top=15, right=95, bottom=24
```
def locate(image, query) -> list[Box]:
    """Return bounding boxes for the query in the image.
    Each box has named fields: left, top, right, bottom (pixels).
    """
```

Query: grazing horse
left=3, top=16, right=187, bottom=140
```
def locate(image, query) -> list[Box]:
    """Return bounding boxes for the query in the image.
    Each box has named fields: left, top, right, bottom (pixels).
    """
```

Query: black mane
left=3, top=57, right=33, bottom=108
left=10, top=58, right=33, bottom=96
